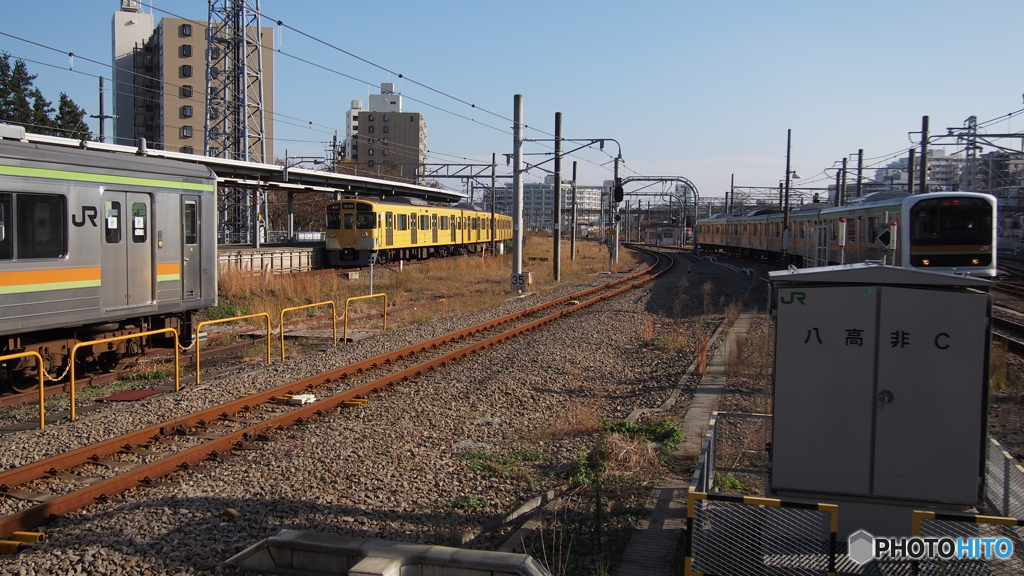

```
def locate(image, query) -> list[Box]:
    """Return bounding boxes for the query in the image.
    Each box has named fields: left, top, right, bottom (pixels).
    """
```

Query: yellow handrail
left=343, top=293, right=388, bottom=343
left=0, top=351, right=46, bottom=429
left=194, top=313, right=272, bottom=386
left=69, top=328, right=180, bottom=421
left=280, top=301, right=337, bottom=361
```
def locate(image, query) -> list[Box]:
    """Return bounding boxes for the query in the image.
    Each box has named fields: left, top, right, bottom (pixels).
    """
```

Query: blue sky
left=2, top=0, right=1022, bottom=200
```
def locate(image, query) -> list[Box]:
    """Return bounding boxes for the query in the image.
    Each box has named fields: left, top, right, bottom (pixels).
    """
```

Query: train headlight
left=361, top=232, right=368, bottom=238
left=922, top=259, right=930, bottom=266
left=972, top=258, right=980, bottom=265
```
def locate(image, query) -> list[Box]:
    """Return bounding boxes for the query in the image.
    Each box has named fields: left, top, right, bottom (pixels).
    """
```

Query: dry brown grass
left=540, top=398, right=604, bottom=441
left=210, top=233, right=627, bottom=331
left=639, top=317, right=656, bottom=344
left=600, top=432, right=663, bottom=480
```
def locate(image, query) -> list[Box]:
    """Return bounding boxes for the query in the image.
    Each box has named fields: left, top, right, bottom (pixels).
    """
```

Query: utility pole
left=908, top=149, right=916, bottom=194
left=553, top=112, right=562, bottom=282
left=512, top=95, right=525, bottom=289
left=840, top=157, right=848, bottom=206
left=856, top=149, right=864, bottom=199
left=831, top=166, right=839, bottom=206
left=920, top=115, right=929, bottom=194
left=612, top=156, right=620, bottom=265
left=571, top=161, right=578, bottom=261
left=729, top=173, right=734, bottom=213
left=490, top=152, right=496, bottom=256
left=89, top=77, right=117, bottom=143
left=783, top=128, right=792, bottom=260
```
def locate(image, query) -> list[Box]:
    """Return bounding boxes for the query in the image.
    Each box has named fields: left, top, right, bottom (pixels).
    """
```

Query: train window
left=356, top=212, right=376, bottom=229
left=344, top=214, right=353, bottom=229
left=420, top=215, right=429, bottom=230
left=131, top=202, right=147, bottom=243
left=431, top=215, right=438, bottom=230
left=847, top=218, right=857, bottom=243
left=410, top=214, right=417, bottom=230
left=104, top=200, right=122, bottom=244
left=14, top=194, right=66, bottom=259
left=868, top=217, right=879, bottom=243
left=440, top=216, right=449, bottom=230
left=472, top=218, right=480, bottom=230
left=326, top=212, right=340, bottom=229
left=0, top=193, right=10, bottom=260
left=184, top=201, right=197, bottom=245
left=397, top=214, right=407, bottom=230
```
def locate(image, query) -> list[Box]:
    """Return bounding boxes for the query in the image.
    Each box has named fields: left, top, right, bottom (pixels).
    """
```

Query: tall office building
left=345, top=83, right=427, bottom=180
left=111, top=1, right=275, bottom=162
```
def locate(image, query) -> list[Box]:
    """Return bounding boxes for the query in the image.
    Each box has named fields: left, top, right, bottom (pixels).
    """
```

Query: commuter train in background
left=325, top=197, right=513, bottom=267
left=696, top=191, right=997, bottom=278
left=0, top=134, right=218, bottom=392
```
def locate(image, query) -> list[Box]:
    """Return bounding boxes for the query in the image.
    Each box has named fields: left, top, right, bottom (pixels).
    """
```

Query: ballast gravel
left=0, top=251, right=756, bottom=575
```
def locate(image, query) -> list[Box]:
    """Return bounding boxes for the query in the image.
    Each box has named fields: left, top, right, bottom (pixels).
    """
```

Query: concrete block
left=291, top=549, right=349, bottom=575
left=349, top=556, right=401, bottom=576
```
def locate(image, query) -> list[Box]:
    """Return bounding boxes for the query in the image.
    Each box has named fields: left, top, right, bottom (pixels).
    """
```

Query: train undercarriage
left=0, top=312, right=194, bottom=394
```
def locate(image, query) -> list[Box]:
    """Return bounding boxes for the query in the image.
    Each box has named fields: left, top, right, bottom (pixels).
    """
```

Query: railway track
left=0, top=248, right=672, bottom=539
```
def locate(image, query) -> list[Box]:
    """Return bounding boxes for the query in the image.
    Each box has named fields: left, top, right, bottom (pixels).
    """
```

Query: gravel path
left=0, top=251, right=756, bottom=575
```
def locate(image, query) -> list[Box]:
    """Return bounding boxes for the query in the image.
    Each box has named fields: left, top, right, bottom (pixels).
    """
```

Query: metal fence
left=686, top=493, right=838, bottom=576
left=915, top=511, right=1024, bottom=576
left=984, top=436, right=1024, bottom=519
left=689, top=412, right=772, bottom=496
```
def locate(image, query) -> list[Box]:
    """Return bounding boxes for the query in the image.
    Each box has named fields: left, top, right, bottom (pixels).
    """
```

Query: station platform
left=218, top=243, right=326, bottom=274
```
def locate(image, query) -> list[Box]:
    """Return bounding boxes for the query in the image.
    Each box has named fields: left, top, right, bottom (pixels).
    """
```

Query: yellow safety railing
left=0, top=351, right=46, bottom=429
left=343, top=293, right=388, bottom=343
left=280, top=301, right=337, bottom=361
left=69, top=328, right=180, bottom=421
left=194, top=313, right=272, bottom=386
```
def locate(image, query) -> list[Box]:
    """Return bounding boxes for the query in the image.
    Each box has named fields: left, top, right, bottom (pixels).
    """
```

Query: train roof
left=770, top=262, right=992, bottom=287
left=0, top=135, right=216, bottom=184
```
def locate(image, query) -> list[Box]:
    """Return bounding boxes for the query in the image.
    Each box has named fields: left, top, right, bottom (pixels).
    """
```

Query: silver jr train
left=696, top=191, right=997, bottom=277
left=0, top=134, right=217, bottom=392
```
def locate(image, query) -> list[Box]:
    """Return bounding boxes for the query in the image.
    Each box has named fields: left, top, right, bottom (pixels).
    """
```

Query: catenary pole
left=512, top=95, right=524, bottom=278
left=571, top=161, right=578, bottom=261
left=553, top=112, right=562, bottom=282
left=920, top=115, right=929, bottom=193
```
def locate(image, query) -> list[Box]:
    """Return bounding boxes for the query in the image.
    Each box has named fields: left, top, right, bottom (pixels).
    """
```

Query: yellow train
left=325, top=198, right=513, bottom=267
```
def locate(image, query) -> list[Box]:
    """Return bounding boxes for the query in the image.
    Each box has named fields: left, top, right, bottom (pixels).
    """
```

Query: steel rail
left=0, top=247, right=673, bottom=537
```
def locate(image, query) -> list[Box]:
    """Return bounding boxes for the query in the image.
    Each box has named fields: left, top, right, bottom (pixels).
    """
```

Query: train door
left=100, top=191, right=153, bottom=309
left=431, top=214, right=438, bottom=243
left=813, top=225, right=830, bottom=267
left=182, top=196, right=202, bottom=300
left=449, top=216, right=456, bottom=242
left=385, top=212, right=394, bottom=246
left=410, top=212, right=418, bottom=244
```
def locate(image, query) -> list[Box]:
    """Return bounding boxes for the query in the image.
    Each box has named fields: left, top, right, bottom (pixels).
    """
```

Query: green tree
left=0, top=54, right=12, bottom=121
left=53, top=92, right=91, bottom=139
left=5, top=58, right=37, bottom=126
left=30, top=88, right=55, bottom=134
left=0, top=53, right=91, bottom=139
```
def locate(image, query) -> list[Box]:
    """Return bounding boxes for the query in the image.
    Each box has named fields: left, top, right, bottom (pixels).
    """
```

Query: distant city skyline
left=1, top=0, right=1022, bottom=198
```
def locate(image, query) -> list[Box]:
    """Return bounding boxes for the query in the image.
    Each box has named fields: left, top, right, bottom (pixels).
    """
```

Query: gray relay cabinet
left=770, top=264, right=991, bottom=506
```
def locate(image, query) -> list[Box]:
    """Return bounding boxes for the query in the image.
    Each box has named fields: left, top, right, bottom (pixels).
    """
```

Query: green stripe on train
left=0, top=166, right=214, bottom=191
left=0, top=279, right=102, bottom=295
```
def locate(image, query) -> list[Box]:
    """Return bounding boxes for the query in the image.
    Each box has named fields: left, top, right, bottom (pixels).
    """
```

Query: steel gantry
left=205, top=0, right=269, bottom=243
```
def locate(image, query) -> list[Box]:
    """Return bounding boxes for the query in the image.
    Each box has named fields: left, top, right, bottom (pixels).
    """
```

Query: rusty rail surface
left=0, top=247, right=672, bottom=537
